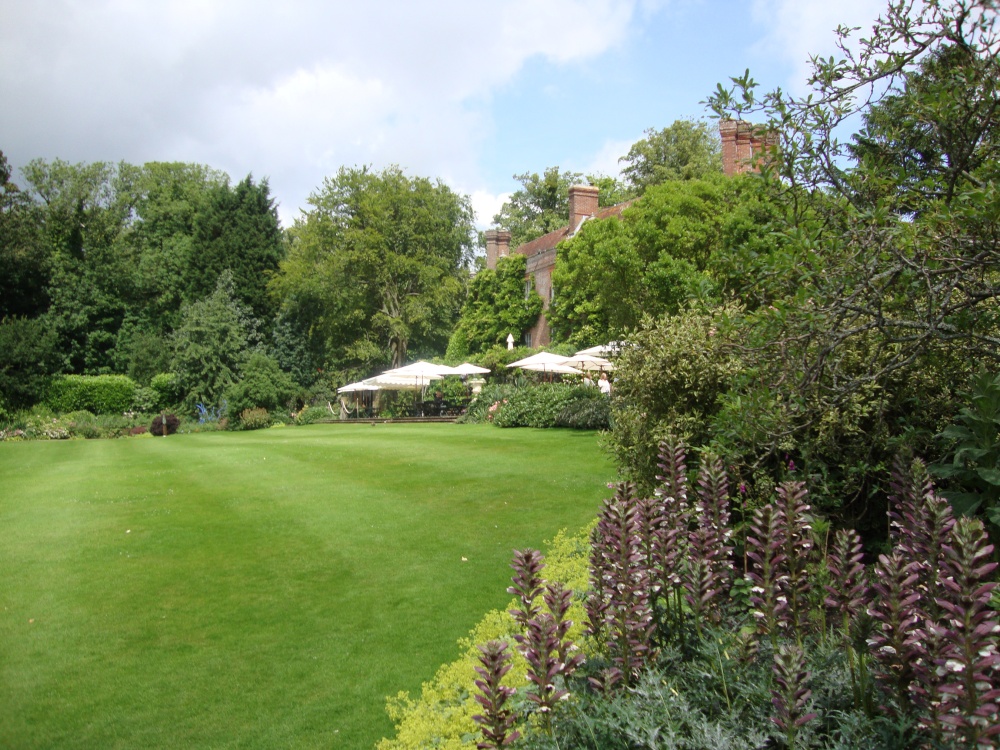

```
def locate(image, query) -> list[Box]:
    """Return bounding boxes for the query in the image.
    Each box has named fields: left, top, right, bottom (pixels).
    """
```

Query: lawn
left=0, top=423, right=615, bottom=749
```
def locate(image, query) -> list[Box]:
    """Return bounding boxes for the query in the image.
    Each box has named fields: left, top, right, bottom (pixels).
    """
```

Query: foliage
left=452, top=255, right=543, bottom=355
left=663, top=0, right=1000, bottom=532
left=491, top=384, right=602, bottom=429
left=294, top=405, right=331, bottom=425
left=275, top=165, right=476, bottom=373
left=170, top=270, right=260, bottom=415
left=0, top=315, right=63, bottom=411
left=0, top=151, right=48, bottom=320
left=224, top=352, right=297, bottom=421
left=418, top=444, right=1000, bottom=750
left=608, top=305, right=744, bottom=494
left=461, top=384, right=519, bottom=424
left=149, top=412, right=180, bottom=436
left=46, top=374, right=138, bottom=415
left=931, top=369, right=1000, bottom=527
left=149, top=372, right=183, bottom=410
left=238, top=407, right=271, bottom=431
left=184, top=175, right=284, bottom=327
left=553, top=397, right=610, bottom=430
left=619, top=119, right=722, bottom=194
left=548, top=175, right=779, bottom=347
left=491, top=167, right=585, bottom=248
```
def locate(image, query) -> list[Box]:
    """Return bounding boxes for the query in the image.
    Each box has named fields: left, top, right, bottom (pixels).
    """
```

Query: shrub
left=150, top=373, right=183, bottom=410
left=295, top=406, right=331, bottom=425
left=149, top=413, right=180, bottom=437
left=554, top=397, right=611, bottom=430
left=461, top=384, right=518, bottom=423
left=492, top=384, right=599, bottom=429
left=225, top=352, right=297, bottom=421
left=0, top=316, right=62, bottom=412
left=47, top=374, right=138, bottom=415
left=63, top=410, right=101, bottom=440
left=238, top=407, right=271, bottom=431
left=131, top=386, right=159, bottom=413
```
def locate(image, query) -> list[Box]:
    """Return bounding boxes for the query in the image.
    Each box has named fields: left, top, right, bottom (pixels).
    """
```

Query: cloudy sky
left=1, top=0, right=887, bottom=227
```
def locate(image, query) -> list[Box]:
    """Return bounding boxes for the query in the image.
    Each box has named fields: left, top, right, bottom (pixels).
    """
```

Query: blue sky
left=0, top=0, right=887, bottom=227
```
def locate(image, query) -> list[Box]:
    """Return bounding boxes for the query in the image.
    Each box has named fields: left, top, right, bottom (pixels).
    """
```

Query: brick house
left=485, top=121, right=769, bottom=347
left=485, top=185, right=632, bottom=346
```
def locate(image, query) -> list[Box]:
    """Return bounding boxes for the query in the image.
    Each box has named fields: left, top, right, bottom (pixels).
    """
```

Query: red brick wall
left=568, top=185, right=599, bottom=233
left=720, top=120, right=773, bottom=176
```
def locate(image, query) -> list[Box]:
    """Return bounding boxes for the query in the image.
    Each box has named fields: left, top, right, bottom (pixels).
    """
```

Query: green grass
left=0, top=423, right=615, bottom=749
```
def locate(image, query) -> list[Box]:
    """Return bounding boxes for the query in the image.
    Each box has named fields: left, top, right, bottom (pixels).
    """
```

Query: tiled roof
left=514, top=200, right=635, bottom=257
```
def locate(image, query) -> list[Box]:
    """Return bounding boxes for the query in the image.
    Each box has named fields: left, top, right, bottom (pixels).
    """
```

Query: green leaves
left=276, top=165, right=476, bottom=373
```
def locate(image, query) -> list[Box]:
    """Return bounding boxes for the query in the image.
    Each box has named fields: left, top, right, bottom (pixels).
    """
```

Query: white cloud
left=0, top=0, right=644, bottom=224
left=750, top=0, right=887, bottom=93
left=469, top=189, right=512, bottom=230
left=576, top=137, right=635, bottom=180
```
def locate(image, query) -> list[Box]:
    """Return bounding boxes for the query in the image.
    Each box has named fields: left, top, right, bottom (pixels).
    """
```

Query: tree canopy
left=274, top=165, right=476, bottom=376
left=608, top=0, right=1000, bottom=535
left=619, top=119, right=722, bottom=193
left=448, top=254, right=543, bottom=357
left=548, top=174, right=781, bottom=347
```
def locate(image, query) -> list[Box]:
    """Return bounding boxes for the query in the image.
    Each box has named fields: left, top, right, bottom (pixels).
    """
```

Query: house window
left=524, top=279, right=533, bottom=299
left=524, top=332, right=532, bottom=348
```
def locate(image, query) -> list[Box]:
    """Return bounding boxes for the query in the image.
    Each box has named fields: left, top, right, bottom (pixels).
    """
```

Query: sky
left=0, top=0, right=889, bottom=228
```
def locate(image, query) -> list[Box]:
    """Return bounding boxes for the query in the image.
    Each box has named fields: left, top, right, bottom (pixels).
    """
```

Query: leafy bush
left=149, top=373, right=183, bottom=410
left=554, top=396, right=611, bottom=430
left=930, top=369, right=1000, bottom=528
left=461, top=384, right=518, bottom=423
left=492, top=384, right=600, bottom=429
left=295, top=405, right=331, bottom=425
left=0, top=316, right=62, bottom=412
left=131, top=386, right=159, bottom=413
left=238, top=407, right=271, bottom=431
left=150, top=413, right=180, bottom=436
left=46, top=374, right=138, bottom=415
left=225, top=352, right=297, bottom=421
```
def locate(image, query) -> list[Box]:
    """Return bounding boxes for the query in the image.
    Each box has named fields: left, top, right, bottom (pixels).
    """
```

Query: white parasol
left=519, top=362, right=583, bottom=375
left=506, top=352, right=570, bottom=372
left=451, top=362, right=491, bottom=375
left=562, top=353, right=615, bottom=372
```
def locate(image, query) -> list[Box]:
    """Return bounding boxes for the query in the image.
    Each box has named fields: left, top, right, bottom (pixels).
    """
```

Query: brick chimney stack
left=484, top=229, right=511, bottom=270
left=567, top=184, right=599, bottom=235
left=720, top=120, right=774, bottom=176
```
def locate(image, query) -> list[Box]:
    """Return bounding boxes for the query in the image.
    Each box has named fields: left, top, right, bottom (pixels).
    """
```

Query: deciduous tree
left=619, top=119, right=722, bottom=193
left=274, top=165, right=475, bottom=375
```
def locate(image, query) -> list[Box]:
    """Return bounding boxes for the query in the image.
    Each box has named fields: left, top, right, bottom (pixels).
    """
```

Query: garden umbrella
left=452, top=362, right=491, bottom=375
left=519, top=362, right=583, bottom=376
left=337, top=381, right=381, bottom=393
left=575, top=342, right=626, bottom=357
left=364, top=374, right=442, bottom=391
left=506, top=351, right=570, bottom=372
left=562, top=354, right=615, bottom=372
left=337, top=381, right=379, bottom=418
left=383, top=361, right=459, bottom=388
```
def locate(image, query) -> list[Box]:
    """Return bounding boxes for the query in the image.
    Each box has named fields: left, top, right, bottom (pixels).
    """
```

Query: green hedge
left=492, top=384, right=606, bottom=429
left=46, top=375, right=138, bottom=415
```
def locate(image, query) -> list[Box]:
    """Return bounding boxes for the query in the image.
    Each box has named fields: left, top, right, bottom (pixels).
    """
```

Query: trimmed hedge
left=47, top=375, right=138, bottom=415
left=492, top=384, right=607, bottom=429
